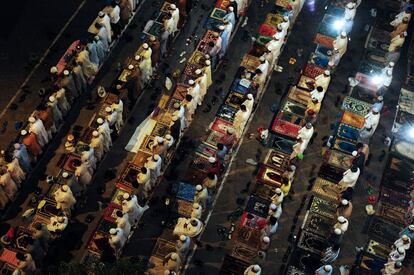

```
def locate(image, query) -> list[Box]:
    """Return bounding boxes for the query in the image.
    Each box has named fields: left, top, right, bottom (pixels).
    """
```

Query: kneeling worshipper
left=290, top=138, right=306, bottom=160
left=219, top=128, right=237, bottom=149
left=90, top=131, right=104, bottom=162
left=389, top=31, right=407, bottom=52
left=81, top=145, right=97, bottom=173
left=336, top=199, right=353, bottom=219
left=175, top=235, right=190, bottom=259
left=339, top=165, right=360, bottom=189
left=297, top=122, right=314, bottom=149
left=315, top=265, right=333, bottom=275
left=393, top=235, right=411, bottom=250
left=271, top=188, right=284, bottom=206
left=173, top=217, right=203, bottom=237
left=382, top=261, right=402, bottom=275
left=333, top=32, right=348, bottom=58
left=165, top=134, right=174, bottom=149
left=244, top=264, right=262, bottom=275
left=145, top=154, right=162, bottom=182
left=116, top=210, right=131, bottom=239
left=21, top=130, right=42, bottom=161
left=54, top=185, right=76, bottom=216
left=314, top=70, right=331, bottom=91
left=163, top=252, right=181, bottom=273
left=0, top=169, right=17, bottom=201
left=152, top=136, right=169, bottom=159
left=233, top=104, right=251, bottom=138
left=334, top=216, right=349, bottom=233
left=54, top=88, right=71, bottom=116
left=191, top=202, right=203, bottom=219
left=28, top=116, right=49, bottom=148
left=15, top=252, right=37, bottom=275
left=122, top=193, right=148, bottom=224
left=109, top=227, right=126, bottom=255
left=74, top=160, right=92, bottom=187
left=359, top=106, right=380, bottom=142
left=388, top=246, right=406, bottom=262
left=399, top=224, right=414, bottom=241
left=5, top=155, right=26, bottom=185
left=268, top=203, right=282, bottom=220
left=13, top=143, right=31, bottom=173
left=97, top=117, right=113, bottom=151
left=310, top=86, right=326, bottom=104
left=259, top=236, right=271, bottom=251
left=194, top=184, right=209, bottom=209
left=47, top=215, right=69, bottom=232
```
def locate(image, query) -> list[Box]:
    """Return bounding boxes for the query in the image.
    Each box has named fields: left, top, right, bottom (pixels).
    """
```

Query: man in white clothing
left=194, top=184, right=209, bottom=209
left=122, top=193, right=148, bottom=224
left=187, top=79, right=201, bottom=106
left=244, top=264, right=261, bottom=275
left=90, top=131, right=104, bottom=162
left=81, top=145, right=97, bottom=173
left=389, top=32, right=407, bottom=52
left=393, top=235, right=411, bottom=250
left=297, top=122, right=314, bottom=149
left=271, top=188, right=284, bottom=206
left=53, top=185, right=76, bottom=216
left=169, top=4, right=180, bottom=34
left=339, top=165, right=360, bottom=189
left=116, top=210, right=131, bottom=239
left=109, top=227, right=126, bottom=254
left=344, top=2, right=357, bottom=21
left=145, top=154, right=162, bottom=181
left=334, top=216, right=349, bottom=233
left=266, top=36, right=283, bottom=66
left=314, top=70, right=331, bottom=91
left=97, top=117, right=112, bottom=152
left=333, top=32, right=348, bottom=57
left=359, top=107, right=380, bottom=140
left=98, top=11, right=112, bottom=43
left=28, top=117, right=49, bottom=147
left=310, top=86, right=325, bottom=103
left=233, top=104, right=250, bottom=138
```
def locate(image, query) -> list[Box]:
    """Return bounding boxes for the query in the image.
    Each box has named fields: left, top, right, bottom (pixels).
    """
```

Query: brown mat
left=303, top=212, right=335, bottom=238
left=366, top=239, right=391, bottom=260
left=132, top=151, right=152, bottom=167
left=234, top=226, right=262, bottom=249
left=288, top=86, right=311, bottom=107
left=377, top=202, right=406, bottom=226
left=220, top=255, right=250, bottom=275
left=325, top=149, right=353, bottom=169
left=309, top=196, right=337, bottom=219
left=312, top=177, right=341, bottom=201
left=152, top=238, right=176, bottom=259
left=264, top=149, right=290, bottom=171
left=297, top=230, right=330, bottom=255
left=256, top=165, right=283, bottom=187
left=230, top=241, right=257, bottom=264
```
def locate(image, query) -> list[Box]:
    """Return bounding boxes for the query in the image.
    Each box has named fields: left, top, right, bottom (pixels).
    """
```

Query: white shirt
left=110, top=5, right=120, bottom=24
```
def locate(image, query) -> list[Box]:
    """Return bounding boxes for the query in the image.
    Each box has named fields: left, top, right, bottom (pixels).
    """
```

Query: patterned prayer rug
left=172, top=84, right=189, bottom=101
left=245, top=195, right=271, bottom=218
left=318, top=163, right=345, bottom=183
left=265, top=13, right=284, bottom=28
left=367, top=216, right=402, bottom=245
left=234, top=226, right=262, bottom=249
left=303, top=64, right=326, bottom=79
left=303, top=212, right=335, bottom=238
left=220, top=255, right=250, bottom=275
left=264, top=149, right=290, bottom=171
left=267, top=133, right=295, bottom=154
left=230, top=241, right=257, bottom=264
left=97, top=219, right=117, bottom=234
left=184, top=166, right=207, bottom=186
left=225, top=91, right=246, bottom=110
left=210, top=8, right=227, bottom=21
left=271, top=116, right=301, bottom=139
left=252, top=182, right=275, bottom=201
left=62, top=154, right=81, bottom=172
left=231, top=78, right=251, bottom=94
left=37, top=198, right=60, bottom=217
left=153, top=238, right=176, bottom=259
left=333, top=137, right=357, bottom=154
left=337, top=123, right=360, bottom=143
left=314, top=33, right=334, bottom=49
left=174, top=199, right=193, bottom=217
left=103, top=203, right=122, bottom=223
left=132, top=150, right=152, bottom=167
left=139, top=135, right=156, bottom=155
left=325, top=149, right=353, bottom=169
left=359, top=252, right=387, bottom=274
left=382, top=155, right=414, bottom=193
left=297, top=230, right=330, bottom=255
left=119, top=162, right=140, bottom=187
left=379, top=186, right=411, bottom=208
left=288, top=86, right=310, bottom=107
left=196, top=142, right=218, bottom=159
left=216, top=104, right=238, bottom=122
left=377, top=202, right=406, bottom=226
left=312, top=177, right=341, bottom=201
left=341, top=96, right=371, bottom=116
left=309, top=196, right=337, bottom=219
left=298, top=75, right=315, bottom=91
left=87, top=231, right=109, bottom=254
left=188, top=51, right=206, bottom=66
left=366, top=239, right=391, bottom=260
left=210, top=117, right=234, bottom=134
left=256, top=165, right=283, bottom=187
left=308, top=52, right=329, bottom=68
left=175, top=182, right=196, bottom=202
left=239, top=212, right=268, bottom=230
left=241, top=54, right=261, bottom=73
left=204, top=130, right=224, bottom=147
left=341, top=111, right=365, bottom=129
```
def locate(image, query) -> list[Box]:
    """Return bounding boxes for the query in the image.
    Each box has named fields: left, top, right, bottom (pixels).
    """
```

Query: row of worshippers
left=381, top=230, right=412, bottom=275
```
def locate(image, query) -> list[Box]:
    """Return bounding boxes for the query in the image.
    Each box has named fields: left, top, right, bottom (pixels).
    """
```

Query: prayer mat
left=318, top=163, right=345, bottom=183
left=366, top=27, right=390, bottom=53
left=333, top=137, right=357, bottom=154
left=240, top=54, right=261, bottom=73
left=252, top=182, right=275, bottom=201
left=174, top=199, right=193, bottom=217
left=264, top=149, right=290, bottom=171
left=367, top=216, right=401, bottom=245
left=249, top=43, right=267, bottom=58
left=271, top=116, right=301, bottom=139
left=118, top=68, right=133, bottom=83
left=279, top=110, right=305, bottom=126
left=166, top=98, right=181, bottom=114
left=151, top=122, right=169, bottom=137
left=302, top=64, right=325, bottom=80
left=358, top=61, right=383, bottom=76
left=172, top=84, right=189, bottom=101
left=80, top=128, right=94, bottom=144
left=204, top=130, right=224, bottom=147
left=397, top=88, right=414, bottom=115
left=303, top=212, right=334, bottom=238
left=103, top=203, right=122, bottom=223
left=286, top=248, right=322, bottom=274
left=267, top=133, right=295, bottom=154
left=315, top=44, right=332, bottom=58
left=231, top=78, right=251, bottom=94
left=377, top=202, right=406, bottom=226
left=309, top=196, right=337, bottom=219
left=184, top=167, right=206, bottom=186
left=337, top=123, right=359, bottom=143
left=97, top=219, right=116, bottom=234
left=325, top=149, right=353, bottom=169
left=230, top=241, right=257, bottom=264
left=379, top=186, right=410, bottom=208
left=62, top=154, right=81, bottom=173
left=245, top=195, right=271, bottom=218
left=196, top=142, right=217, bottom=159
left=314, top=33, right=334, bottom=49
left=282, top=100, right=307, bottom=117
left=216, top=0, right=230, bottom=9
left=355, top=73, right=380, bottom=93
left=366, top=239, right=391, bottom=260
left=0, top=249, right=18, bottom=268
left=211, top=117, right=234, bottom=134
left=364, top=49, right=386, bottom=65
left=139, top=135, right=156, bottom=155
left=275, top=0, right=291, bottom=8
left=341, top=111, right=365, bottom=129
left=330, top=0, right=349, bottom=7
left=132, top=150, right=151, bottom=167
left=234, top=226, right=262, bottom=249
left=318, top=15, right=340, bottom=38
left=326, top=6, right=345, bottom=16
left=153, top=237, right=176, bottom=259
left=288, top=86, right=310, bottom=107
left=394, top=140, right=414, bottom=162
left=257, top=165, right=283, bottom=187
left=119, top=163, right=140, bottom=187
left=198, top=31, right=217, bottom=51
left=74, top=141, right=88, bottom=156
left=297, top=75, right=315, bottom=91
left=256, top=35, right=272, bottom=47
left=175, top=182, right=196, bottom=202
left=188, top=51, right=206, bottom=66
left=258, top=23, right=277, bottom=37
left=143, top=21, right=163, bottom=37
left=359, top=251, right=387, bottom=274
left=225, top=91, right=245, bottom=110
left=178, top=73, right=193, bottom=86
left=81, top=250, right=100, bottom=266
left=15, top=226, right=34, bottom=252
left=210, top=8, right=227, bottom=21
left=309, top=52, right=329, bottom=68
left=46, top=183, right=61, bottom=199
left=297, top=230, right=330, bottom=255
left=37, top=198, right=60, bottom=217
left=240, top=212, right=268, bottom=230
left=265, top=13, right=284, bottom=28
left=87, top=231, right=109, bottom=254
left=30, top=214, right=50, bottom=231
left=382, top=155, right=414, bottom=192
left=216, top=104, right=238, bottom=122
left=220, top=255, right=250, bottom=275
left=183, top=63, right=199, bottom=79
left=312, top=177, right=341, bottom=201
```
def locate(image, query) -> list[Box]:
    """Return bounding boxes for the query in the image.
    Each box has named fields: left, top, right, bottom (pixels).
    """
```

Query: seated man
left=173, top=217, right=203, bottom=237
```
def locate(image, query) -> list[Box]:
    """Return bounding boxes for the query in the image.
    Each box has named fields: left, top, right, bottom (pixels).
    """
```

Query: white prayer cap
left=92, top=131, right=99, bottom=137
left=94, top=35, right=100, bottom=41
left=259, top=56, right=266, bottom=62
left=165, top=134, right=172, bottom=140
left=205, top=60, right=211, bottom=66
left=179, top=235, right=187, bottom=241
left=337, top=216, right=346, bottom=223
left=170, top=253, right=178, bottom=260
left=153, top=154, right=160, bottom=161
left=402, top=235, right=409, bottom=241
left=290, top=165, right=296, bottom=171
left=204, top=54, right=210, bottom=60
left=63, top=70, right=70, bottom=76
left=346, top=2, right=355, bottom=8
left=116, top=84, right=122, bottom=90
left=61, top=185, right=69, bottom=192
left=372, top=105, right=381, bottom=113
left=324, top=70, right=331, bottom=76
left=227, top=128, right=235, bottom=134
left=403, top=31, right=408, bottom=36
left=62, top=172, right=69, bottom=178
left=195, top=69, right=202, bottom=75
left=323, top=265, right=332, bottom=272
left=156, top=136, right=164, bottom=143
left=128, top=64, right=134, bottom=70
left=352, top=151, right=358, bottom=156
left=49, top=96, right=55, bottom=102
left=334, top=228, right=342, bottom=235
left=377, top=96, right=383, bottom=101
left=283, top=16, right=289, bottom=22
left=341, top=199, right=349, bottom=205
left=397, top=247, right=405, bottom=254
left=105, top=107, right=112, bottom=113
left=188, top=79, right=195, bottom=85
left=170, top=4, right=176, bottom=9
left=196, top=185, right=203, bottom=191
left=123, top=193, right=130, bottom=200
left=134, top=55, right=141, bottom=61
left=50, top=66, right=58, bottom=74
left=389, top=62, right=395, bottom=67
left=173, top=102, right=181, bottom=109
left=13, top=143, right=20, bottom=150
left=228, top=6, right=234, bottom=12
left=305, top=122, right=312, bottom=129
left=109, top=228, right=117, bottom=235
left=247, top=94, right=253, bottom=100
left=252, top=265, right=261, bottom=272
left=208, top=157, right=216, bottom=163
left=219, top=25, right=225, bottom=31
left=262, top=236, right=270, bottom=243
left=193, top=203, right=200, bottom=209
left=275, top=188, right=282, bottom=194
left=408, top=224, right=414, bottom=231
left=172, top=115, right=178, bottom=122
left=98, top=11, right=105, bottom=17
left=20, top=130, right=28, bottom=136
left=143, top=43, right=149, bottom=49
left=270, top=203, right=277, bottom=210
left=28, top=117, right=36, bottom=123
left=340, top=31, right=347, bottom=37
left=97, top=118, right=104, bottom=124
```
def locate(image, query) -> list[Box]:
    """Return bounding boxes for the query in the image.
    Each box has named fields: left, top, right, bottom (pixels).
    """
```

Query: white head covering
left=340, top=31, right=347, bottom=37
left=109, top=228, right=117, bottom=235
left=143, top=43, right=149, bottom=49
left=105, top=107, right=112, bottom=113
left=92, top=131, right=99, bottom=137
left=49, top=96, right=55, bottom=102
left=50, top=66, right=58, bottom=74
left=63, top=70, right=70, bottom=76
left=28, top=117, right=36, bottom=123
left=98, top=11, right=105, bottom=17
left=128, top=64, right=134, bottom=70
left=337, top=216, right=346, bottom=223
left=21, top=130, right=28, bottom=136
left=208, top=157, right=216, bottom=163
left=97, top=118, right=104, bottom=124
